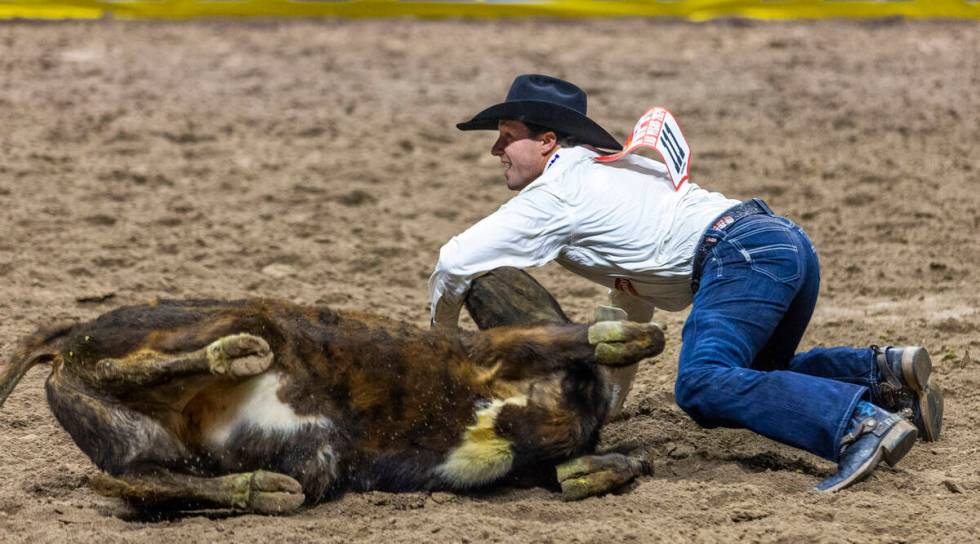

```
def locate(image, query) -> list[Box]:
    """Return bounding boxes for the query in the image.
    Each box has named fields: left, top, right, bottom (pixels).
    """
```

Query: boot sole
left=899, top=346, right=931, bottom=392
left=900, top=347, right=943, bottom=442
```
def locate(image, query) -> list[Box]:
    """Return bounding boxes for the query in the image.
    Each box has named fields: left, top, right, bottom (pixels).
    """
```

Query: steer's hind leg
left=556, top=453, right=653, bottom=501
left=84, top=333, right=273, bottom=390
left=92, top=469, right=305, bottom=515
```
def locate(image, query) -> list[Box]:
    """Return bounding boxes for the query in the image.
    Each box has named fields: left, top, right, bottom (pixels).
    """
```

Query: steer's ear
left=465, top=268, right=570, bottom=330
left=1, top=322, right=74, bottom=409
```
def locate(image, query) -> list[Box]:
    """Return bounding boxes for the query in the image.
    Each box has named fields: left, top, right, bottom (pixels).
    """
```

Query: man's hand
left=431, top=298, right=463, bottom=332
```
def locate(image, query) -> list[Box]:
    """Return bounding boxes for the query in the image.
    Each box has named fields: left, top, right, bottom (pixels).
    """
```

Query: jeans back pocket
left=726, top=220, right=802, bottom=284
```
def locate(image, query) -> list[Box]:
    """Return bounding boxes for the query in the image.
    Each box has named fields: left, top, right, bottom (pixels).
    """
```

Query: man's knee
left=673, top=365, right=717, bottom=421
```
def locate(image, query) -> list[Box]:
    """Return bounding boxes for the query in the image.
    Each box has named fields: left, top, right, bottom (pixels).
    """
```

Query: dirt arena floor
left=1, top=16, right=978, bottom=543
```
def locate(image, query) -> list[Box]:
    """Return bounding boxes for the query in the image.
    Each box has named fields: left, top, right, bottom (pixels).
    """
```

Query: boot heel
left=900, top=346, right=931, bottom=393
left=881, top=420, right=917, bottom=467
left=918, top=378, right=944, bottom=442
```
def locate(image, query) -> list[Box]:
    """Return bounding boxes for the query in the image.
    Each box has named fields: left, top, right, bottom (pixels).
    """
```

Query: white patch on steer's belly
left=202, top=372, right=330, bottom=448
left=436, top=395, right=527, bottom=488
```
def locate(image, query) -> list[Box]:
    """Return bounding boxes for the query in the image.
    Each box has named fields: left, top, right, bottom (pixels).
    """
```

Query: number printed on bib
left=595, top=107, right=691, bottom=191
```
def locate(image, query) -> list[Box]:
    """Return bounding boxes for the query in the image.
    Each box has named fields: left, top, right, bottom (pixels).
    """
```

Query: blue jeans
left=677, top=209, right=879, bottom=462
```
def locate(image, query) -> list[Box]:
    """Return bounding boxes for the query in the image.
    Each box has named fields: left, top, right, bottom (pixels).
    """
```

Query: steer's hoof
left=237, top=471, right=305, bottom=515
left=556, top=453, right=652, bottom=501
left=588, top=322, right=665, bottom=367
left=207, top=334, right=274, bottom=378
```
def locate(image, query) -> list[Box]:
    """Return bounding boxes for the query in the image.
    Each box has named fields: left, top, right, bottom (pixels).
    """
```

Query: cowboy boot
left=874, top=345, right=944, bottom=442
left=815, top=401, right=918, bottom=493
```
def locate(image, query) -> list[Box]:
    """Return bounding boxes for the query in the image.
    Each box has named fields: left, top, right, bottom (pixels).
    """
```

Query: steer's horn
left=0, top=323, right=74, bottom=409
left=466, top=267, right=570, bottom=329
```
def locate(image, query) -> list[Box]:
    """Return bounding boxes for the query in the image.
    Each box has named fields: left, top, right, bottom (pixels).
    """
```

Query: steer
left=0, top=268, right=663, bottom=514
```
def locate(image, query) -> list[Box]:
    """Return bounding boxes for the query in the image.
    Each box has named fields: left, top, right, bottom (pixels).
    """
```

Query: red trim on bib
left=594, top=107, right=691, bottom=191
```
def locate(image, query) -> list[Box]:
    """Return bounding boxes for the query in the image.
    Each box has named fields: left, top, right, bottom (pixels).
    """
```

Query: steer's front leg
left=75, top=333, right=273, bottom=391
left=556, top=453, right=653, bottom=500
left=588, top=321, right=666, bottom=367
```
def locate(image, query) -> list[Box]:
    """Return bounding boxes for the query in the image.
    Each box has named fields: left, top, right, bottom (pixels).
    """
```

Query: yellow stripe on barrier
left=0, top=1, right=978, bottom=20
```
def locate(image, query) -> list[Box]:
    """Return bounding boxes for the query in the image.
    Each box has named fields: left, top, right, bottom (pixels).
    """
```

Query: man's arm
left=428, top=190, right=571, bottom=331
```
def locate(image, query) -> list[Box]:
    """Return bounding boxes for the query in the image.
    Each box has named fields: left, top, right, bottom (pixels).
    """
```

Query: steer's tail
left=0, top=323, right=75, bottom=409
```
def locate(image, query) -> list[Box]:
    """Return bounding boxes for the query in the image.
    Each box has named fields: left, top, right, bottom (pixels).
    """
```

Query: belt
left=690, top=198, right=773, bottom=294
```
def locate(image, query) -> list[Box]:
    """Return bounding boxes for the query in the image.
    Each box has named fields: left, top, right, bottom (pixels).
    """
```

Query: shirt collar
left=518, top=146, right=598, bottom=194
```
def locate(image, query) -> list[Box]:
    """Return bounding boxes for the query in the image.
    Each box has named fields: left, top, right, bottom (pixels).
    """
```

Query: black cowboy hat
left=456, top=74, right=622, bottom=151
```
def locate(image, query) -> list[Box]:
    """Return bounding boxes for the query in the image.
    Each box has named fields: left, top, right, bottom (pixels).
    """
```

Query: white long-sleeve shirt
left=429, top=145, right=739, bottom=326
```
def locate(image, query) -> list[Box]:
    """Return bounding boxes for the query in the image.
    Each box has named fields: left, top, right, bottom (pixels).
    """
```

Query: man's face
left=491, top=120, right=554, bottom=191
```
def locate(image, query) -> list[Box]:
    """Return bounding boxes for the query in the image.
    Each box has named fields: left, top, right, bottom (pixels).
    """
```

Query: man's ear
left=538, top=131, right=559, bottom=155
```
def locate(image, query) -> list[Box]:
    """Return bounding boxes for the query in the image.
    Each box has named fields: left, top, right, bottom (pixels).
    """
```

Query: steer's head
left=462, top=267, right=665, bottom=426
left=464, top=319, right=664, bottom=424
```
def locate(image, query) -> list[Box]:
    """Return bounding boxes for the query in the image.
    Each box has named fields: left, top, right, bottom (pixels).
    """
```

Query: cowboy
left=427, top=74, right=944, bottom=492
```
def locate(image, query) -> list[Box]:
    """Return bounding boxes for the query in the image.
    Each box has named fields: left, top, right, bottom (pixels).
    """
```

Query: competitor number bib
left=595, top=107, right=691, bottom=191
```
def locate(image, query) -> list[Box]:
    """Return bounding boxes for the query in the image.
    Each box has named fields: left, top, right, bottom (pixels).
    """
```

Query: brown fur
left=0, top=269, right=664, bottom=513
